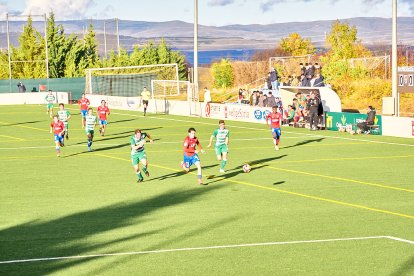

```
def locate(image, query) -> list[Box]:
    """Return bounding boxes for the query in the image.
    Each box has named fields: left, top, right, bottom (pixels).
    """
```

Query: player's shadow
left=92, top=143, right=130, bottom=152
left=206, top=155, right=287, bottom=185
left=282, top=138, right=325, bottom=149
left=109, top=118, right=137, bottom=124
left=0, top=120, right=43, bottom=127
left=390, top=255, right=414, bottom=276
left=148, top=164, right=218, bottom=182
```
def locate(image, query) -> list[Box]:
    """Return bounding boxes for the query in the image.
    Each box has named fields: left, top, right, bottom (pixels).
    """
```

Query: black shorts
left=143, top=100, right=149, bottom=106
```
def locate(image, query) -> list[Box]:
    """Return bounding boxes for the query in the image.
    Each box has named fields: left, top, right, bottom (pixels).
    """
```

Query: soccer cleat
left=275, top=145, right=279, bottom=151
left=88, top=146, right=92, bottom=152
left=219, top=169, right=225, bottom=173
left=65, top=135, right=69, bottom=140
left=145, top=170, right=150, bottom=177
left=137, top=178, right=143, bottom=183
left=198, top=179, right=204, bottom=185
left=57, top=154, right=60, bottom=157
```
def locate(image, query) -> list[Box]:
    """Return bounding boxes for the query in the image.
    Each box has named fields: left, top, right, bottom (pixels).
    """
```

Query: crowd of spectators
left=234, top=62, right=326, bottom=130
left=283, top=91, right=324, bottom=130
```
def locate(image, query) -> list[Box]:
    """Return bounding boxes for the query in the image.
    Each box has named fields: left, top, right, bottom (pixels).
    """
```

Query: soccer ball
left=242, top=164, right=251, bottom=173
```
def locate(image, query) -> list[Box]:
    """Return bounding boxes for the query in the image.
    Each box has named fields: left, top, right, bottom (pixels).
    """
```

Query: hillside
left=0, top=17, right=413, bottom=52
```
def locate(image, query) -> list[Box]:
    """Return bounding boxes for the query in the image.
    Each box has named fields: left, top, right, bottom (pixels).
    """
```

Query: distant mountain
left=0, top=17, right=413, bottom=52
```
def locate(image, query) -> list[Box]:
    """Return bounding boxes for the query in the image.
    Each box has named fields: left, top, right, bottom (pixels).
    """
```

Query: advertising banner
left=325, top=112, right=382, bottom=134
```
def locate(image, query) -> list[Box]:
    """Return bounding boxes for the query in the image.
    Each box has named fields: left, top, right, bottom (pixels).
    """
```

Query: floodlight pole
left=116, top=18, right=120, bottom=57
left=103, top=18, right=121, bottom=58
left=6, top=13, right=12, bottom=80
left=392, top=0, right=398, bottom=116
left=44, top=13, right=49, bottom=79
left=193, top=0, right=199, bottom=98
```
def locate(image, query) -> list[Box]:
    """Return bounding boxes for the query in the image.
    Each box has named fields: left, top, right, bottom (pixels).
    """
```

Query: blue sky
left=1, top=0, right=413, bottom=26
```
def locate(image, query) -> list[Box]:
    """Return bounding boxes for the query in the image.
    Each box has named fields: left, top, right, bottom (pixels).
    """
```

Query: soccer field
left=0, top=104, right=413, bottom=275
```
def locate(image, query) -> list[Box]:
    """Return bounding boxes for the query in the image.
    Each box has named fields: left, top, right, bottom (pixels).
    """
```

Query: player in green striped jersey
left=84, top=108, right=97, bottom=152
left=130, top=129, right=154, bottom=182
left=207, top=120, right=230, bottom=173
left=57, top=103, right=71, bottom=140
left=45, top=90, right=56, bottom=117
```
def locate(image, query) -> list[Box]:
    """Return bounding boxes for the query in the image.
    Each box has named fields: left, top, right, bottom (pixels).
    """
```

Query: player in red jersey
left=78, top=93, right=90, bottom=127
left=97, top=100, right=110, bottom=136
left=181, top=127, right=206, bottom=185
left=50, top=115, right=66, bottom=157
left=266, top=106, right=282, bottom=150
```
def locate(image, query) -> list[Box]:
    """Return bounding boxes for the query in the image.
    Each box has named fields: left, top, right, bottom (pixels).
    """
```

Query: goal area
left=85, top=64, right=179, bottom=97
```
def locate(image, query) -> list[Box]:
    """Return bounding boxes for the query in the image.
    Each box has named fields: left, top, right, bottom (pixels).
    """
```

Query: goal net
left=269, top=54, right=314, bottom=77
left=151, top=80, right=197, bottom=114
left=348, top=55, right=390, bottom=79
left=85, top=64, right=179, bottom=97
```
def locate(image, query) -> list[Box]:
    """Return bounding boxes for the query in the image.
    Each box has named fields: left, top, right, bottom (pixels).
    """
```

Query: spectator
left=308, top=92, right=320, bottom=130
left=238, top=89, right=243, bottom=104
left=275, top=97, right=283, bottom=114
left=266, top=73, right=272, bottom=90
left=300, top=74, right=309, bottom=87
left=284, top=105, right=296, bottom=125
left=269, top=68, right=278, bottom=90
left=17, top=82, right=26, bottom=93
left=266, top=91, right=276, bottom=107
left=299, top=63, right=306, bottom=76
left=357, top=106, right=376, bottom=134
left=257, top=91, right=266, bottom=107
left=314, top=63, right=322, bottom=75
left=291, top=74, right=300, bottom=86
left=313, top=73, right=325, bottom=87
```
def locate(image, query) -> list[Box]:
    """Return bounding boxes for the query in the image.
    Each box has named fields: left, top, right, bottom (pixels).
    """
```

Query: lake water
left=181, top=49, right=257, bottom=65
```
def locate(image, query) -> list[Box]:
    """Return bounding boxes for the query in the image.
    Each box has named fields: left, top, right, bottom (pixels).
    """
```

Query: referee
left=141, top=87, right=151, bottom=116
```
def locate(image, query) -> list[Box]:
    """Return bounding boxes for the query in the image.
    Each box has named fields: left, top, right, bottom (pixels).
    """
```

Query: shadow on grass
left=390, top=255, right=414, bottom=276
left=206, top=155, right=287, bottom=185
left=0, top=186, right=223, bottom=274
left=109, top=118, right=137, bottom=124
left=0, top=120, right=44, bottom=127
left=282, top=138, right=325, bottom=150
left=148, top=164, right=219, bottom=182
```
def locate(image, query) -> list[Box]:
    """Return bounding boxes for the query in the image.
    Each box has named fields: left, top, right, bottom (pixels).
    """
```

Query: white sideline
left=0, top=236, right=412, bottom=264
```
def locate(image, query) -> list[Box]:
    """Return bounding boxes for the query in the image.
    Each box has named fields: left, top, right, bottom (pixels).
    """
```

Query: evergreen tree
left=12, top=16, right=46, bottom=78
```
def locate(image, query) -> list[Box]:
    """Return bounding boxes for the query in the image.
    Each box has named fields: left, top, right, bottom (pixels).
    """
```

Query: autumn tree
left=211, top=59, right=234, bottom=88
left=280, top=33, right=315, bottom=56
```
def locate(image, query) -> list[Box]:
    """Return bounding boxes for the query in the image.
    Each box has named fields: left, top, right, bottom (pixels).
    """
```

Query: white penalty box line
left=0, top=236, right=412, bottom=264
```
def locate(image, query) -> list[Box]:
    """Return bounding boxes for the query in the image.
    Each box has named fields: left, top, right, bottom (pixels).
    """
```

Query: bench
left=353, top=124, right=380, bottom=135
left=366, top=125, right=380, bottom=135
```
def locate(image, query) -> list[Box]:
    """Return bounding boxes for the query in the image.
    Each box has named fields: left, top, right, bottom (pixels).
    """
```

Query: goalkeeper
left=130, top=129, right=154, bottom=183
left=141, top=87, right=151, bottom=116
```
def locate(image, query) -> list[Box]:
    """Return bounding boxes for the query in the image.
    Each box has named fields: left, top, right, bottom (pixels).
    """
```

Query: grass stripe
left=95, top=153, right=414, bottom=220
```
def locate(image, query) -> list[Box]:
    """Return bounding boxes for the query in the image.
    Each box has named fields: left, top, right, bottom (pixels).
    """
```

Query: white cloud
left=208, top=0, right=236, bottom=7
left=0, top=2, right=9, bottom=18
left=22, top=0, right=96, bottom=19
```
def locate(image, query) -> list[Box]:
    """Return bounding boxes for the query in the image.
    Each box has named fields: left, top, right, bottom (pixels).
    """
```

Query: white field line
left=0, top=236, right=412, bottom=264
left=111, top=111, right=414, bottom=148
left=0, top=137, right=307, bottom=150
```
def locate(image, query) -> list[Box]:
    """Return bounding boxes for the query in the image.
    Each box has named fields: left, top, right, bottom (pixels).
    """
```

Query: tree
left=47, top=12, right=78, bottom=78
left=12, top=16, right=46, bottom=78
left=280, top=33, right=315, bottom=56
left=211, top=59, right=234, bottom=88
left=322, top=20, right=372, bottom=81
